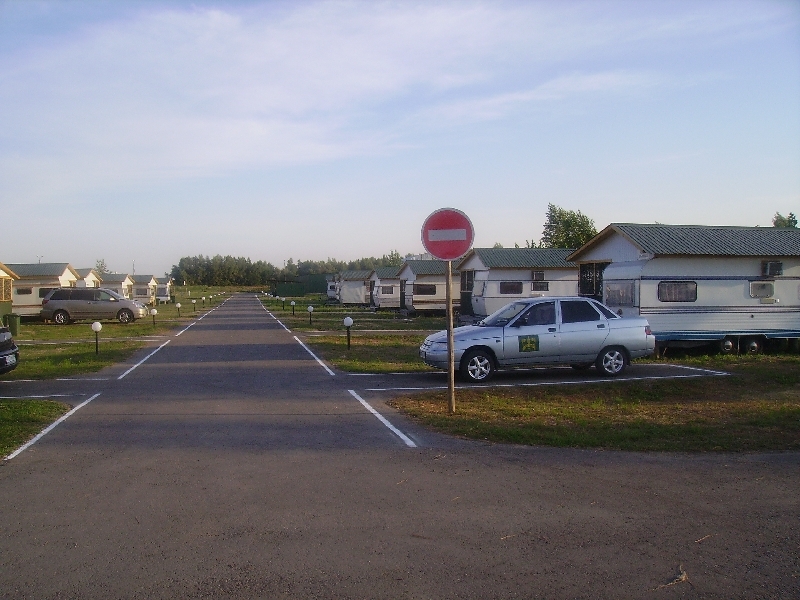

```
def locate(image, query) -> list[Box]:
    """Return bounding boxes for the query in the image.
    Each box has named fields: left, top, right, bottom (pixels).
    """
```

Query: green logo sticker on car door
left=518, top=335, right=540, bottom=352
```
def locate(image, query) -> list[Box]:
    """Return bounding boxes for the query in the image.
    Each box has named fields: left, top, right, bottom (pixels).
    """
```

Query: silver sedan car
left=420, top=296, right=656, bottom=382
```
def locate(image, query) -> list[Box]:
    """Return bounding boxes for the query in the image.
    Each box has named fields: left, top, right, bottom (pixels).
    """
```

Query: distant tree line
left=170, top=251, right=403, bottom=286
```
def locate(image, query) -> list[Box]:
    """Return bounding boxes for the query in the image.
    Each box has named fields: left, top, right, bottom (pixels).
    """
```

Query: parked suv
left=41, top=288, right=148, bottom=324
left=0, top=326, right=19, bottom=375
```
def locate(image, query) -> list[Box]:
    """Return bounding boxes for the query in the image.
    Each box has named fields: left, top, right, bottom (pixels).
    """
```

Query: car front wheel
left=460, top=349, right=495, bottom=383
left=53, top=310, right=70, bottom=325
left=596, top=346, right=627, bottom=376
left=117, top=309, right=134, bottom=324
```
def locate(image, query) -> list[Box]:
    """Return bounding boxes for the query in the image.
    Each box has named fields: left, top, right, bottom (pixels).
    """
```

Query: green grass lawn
left=0, top=399, right=70, bottom=458
left=6, top=340, right=147, bottom=380
left=389, top=354, right=800, bottom=452
left=305, top=333, right=434, bottom=373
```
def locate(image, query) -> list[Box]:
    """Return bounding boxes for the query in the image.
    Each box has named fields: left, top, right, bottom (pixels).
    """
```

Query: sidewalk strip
left=5, top=393, right=102, bottom=461
left=117, top=340, right=171, bottom=380
left=348, top=389, right=416, bottom=448
left=294, top=336, right=335, bottom=376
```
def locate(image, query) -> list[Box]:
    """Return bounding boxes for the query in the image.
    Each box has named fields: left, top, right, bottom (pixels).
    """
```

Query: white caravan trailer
left=326, top=276, right=338, bottom=302
left=338, top=270, right=372, bottom=305
left=397, top=260, right=460, bottom=313
left=6, top=263, right=79, bottom=316
left=370, top=266, right=401, bottom=309
left=456, top=248, right=579, bottom=317
left=568, top=224, right=800, bottom=352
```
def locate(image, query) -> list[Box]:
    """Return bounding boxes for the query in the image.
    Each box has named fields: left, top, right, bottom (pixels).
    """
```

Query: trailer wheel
left=719, top=337, right=736, bottom=355
left=743, top=337, right=762, bottom=355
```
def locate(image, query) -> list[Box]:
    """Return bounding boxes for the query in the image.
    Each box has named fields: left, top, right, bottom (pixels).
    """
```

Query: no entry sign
left=421, top=208, right=475, bottom=261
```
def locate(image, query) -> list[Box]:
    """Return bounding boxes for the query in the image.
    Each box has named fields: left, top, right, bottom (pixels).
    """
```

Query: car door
left=96, top=290, right=119, bottom=319
left=68, top=289, right=95, bottom=320
left=502, top=301, right=560, bottom=366
left=557, top=299, right=610, bottom=362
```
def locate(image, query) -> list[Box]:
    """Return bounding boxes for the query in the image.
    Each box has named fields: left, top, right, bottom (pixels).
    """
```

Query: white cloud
left=0, top=0, right=796, bottom=208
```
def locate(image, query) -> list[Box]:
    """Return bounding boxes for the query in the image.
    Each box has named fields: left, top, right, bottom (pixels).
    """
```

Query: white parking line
left=5, top=393, right=101, bottom=460
left=364, top=371, right=729, bottom=392
left=0, top=393, right=85, bottom=400
left=260, top=303, right=292, bottom=333
left=117, top=340, right=171, bottom=380
left=294, top=336, right=335, bottom=376
left=348, top=389, right=416, bottom=448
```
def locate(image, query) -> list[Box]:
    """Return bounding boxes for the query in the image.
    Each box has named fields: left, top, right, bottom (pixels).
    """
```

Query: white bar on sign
left=428, top=228, right=467, bottom=242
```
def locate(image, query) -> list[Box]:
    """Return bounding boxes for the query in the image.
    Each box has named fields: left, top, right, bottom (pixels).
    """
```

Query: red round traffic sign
left=421, top=208, right=475, bottom=261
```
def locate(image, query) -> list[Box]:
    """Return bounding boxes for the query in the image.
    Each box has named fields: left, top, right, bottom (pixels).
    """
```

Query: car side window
left=519, top=301, right=556, bottom=326
left=72, top=289, right=95, bottom=301
left=98, top=291, right=114, bottom=301
left=50, top=289, right=72, bottom=301
left=560, top=300, right=601, bottom=323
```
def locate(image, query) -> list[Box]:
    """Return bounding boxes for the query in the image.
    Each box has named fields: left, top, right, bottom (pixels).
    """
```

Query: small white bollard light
left=176, top=302, right=182, bottom=317
left=202, top=296, right=206, bottom=307
left=92, top=321, right=102, bottom=354
left=282, top=297, right=286, bottom=310
left=307, top=305, right=314, bottom=325
left=343, top=316, right=353, bottom=349
left=149, top=308, right=158, bottom=326
left=192, top=299, right=197, bottom=312
left=290, top=300, right=296, bottom=315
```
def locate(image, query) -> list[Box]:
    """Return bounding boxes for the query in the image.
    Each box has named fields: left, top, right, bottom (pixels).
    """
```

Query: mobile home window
left=749, top=282, right=774, bottom=299
left=136, top=288, right=149, bottom=296
left=657, top=281, right=697, bottom=302
left=413, top=284, right=436, bottom=296
left=605, top=281, right=635, bottom=306
left=15, top=287, right=33, bottom=295
left=499, top=281, right=523, bottom=295
left=381, top=286, right=394, bottom=295
left=532, top=271, right=545, bottom=281
left=531, top=281, right=549, bottom=292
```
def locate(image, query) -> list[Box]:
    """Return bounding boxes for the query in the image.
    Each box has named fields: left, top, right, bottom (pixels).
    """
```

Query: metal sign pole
left=446, top=260, right=456, bottom=414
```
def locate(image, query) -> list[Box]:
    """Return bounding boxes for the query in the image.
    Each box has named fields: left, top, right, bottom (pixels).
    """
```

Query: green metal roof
left=75, top=268, right=100, bottom=279
left=5, top=263, right=77, bottom=278
left=373, top=266, right=400, bottom=279
left=130, top=274, right=155, bottom=284
left=100, top=273, right=131, bottom=283
left=574, top=224, right=800, bottom=258
left=461, top=247, right=576, bottom=269
left=340, top=270, right=373, bottom=280
left=401, top=260, right=458, bottom=276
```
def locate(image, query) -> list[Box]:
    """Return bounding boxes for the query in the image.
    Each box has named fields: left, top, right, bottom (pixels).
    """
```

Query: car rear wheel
left=117, top=309, right=134, bottom=324
left=596, top=346, right=626, bottom=376
left=460, top=349, right=495, bottom=383
left=53, top=310, right=70, bottom=325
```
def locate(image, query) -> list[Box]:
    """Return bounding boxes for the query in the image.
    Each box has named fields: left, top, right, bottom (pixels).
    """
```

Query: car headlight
left=428, top=341, right=448, bottom=352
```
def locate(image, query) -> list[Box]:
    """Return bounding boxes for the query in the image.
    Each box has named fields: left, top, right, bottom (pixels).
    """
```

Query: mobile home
left=369, top=266, right=401, bottom=309
left=131, top=275, right=157, bottom=305
left=456, top=248, right=579, bottom=317
left=338, top=270, right=372, bottom=305
left=155, top=277, right=173, bottom=303
left=0, top=263, right=19, bottom=320
left=568, top=224, right=800, bottom=352
left=5, top=263, right=79, bottom=316
left=75, top=268, right=102, bottom=288
left=397, top=260, right=460, bottom=312
left=101, top=273, right=134, bottom=298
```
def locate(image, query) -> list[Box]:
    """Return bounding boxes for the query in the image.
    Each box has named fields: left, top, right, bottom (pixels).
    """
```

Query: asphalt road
left=1, top=294, right=797, bottom=599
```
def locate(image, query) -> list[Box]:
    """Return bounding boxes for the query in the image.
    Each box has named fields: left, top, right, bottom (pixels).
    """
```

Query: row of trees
left=169, top=252, right=403, bottom=286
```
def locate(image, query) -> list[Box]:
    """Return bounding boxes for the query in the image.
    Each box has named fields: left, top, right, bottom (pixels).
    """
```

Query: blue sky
left=1, top=0, right=798, bottom=276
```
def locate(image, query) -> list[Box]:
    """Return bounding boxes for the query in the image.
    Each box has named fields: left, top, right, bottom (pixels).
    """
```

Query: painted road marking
left=5, top=393, right=102, bottom=460
left=0, top=393, right=86, bottom=400
left=117, top=340, right=171, bottom=380
left=363, top=371, right=729, bottom=392
left=348, top=389, right=416, bottom=448
left=294, top=336, right=335, bottom=376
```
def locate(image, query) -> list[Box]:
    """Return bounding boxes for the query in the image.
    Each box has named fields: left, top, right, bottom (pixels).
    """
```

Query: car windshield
left=479, top=302, right=530, bottom=327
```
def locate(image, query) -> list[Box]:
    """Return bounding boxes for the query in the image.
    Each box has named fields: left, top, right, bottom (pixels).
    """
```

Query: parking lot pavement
left=344, top=361, right=729, bottom=392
